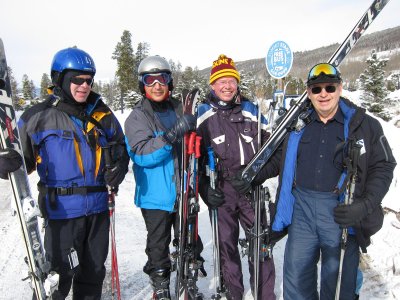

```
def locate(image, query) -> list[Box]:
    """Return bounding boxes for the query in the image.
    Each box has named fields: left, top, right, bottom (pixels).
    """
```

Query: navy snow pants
left=216, top=182, right=276, bottom=300
left=283, top=186, right=359, bottom=300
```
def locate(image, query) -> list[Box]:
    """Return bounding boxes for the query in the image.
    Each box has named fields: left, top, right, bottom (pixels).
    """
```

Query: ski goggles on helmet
left=307, top=63, right=341, bottom=86
left=70, top=76, right=94, bottom=86
left=141, top=73, right=171, bottom=87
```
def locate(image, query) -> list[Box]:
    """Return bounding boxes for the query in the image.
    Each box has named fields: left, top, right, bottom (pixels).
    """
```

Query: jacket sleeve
left=106, top=111, right=129, bottom=178
left=124, top=109, right=172, bottom=168
left=17, top=110, right=39, bottom=174
left=252, top=139, right=283, bottom=186
left=361, top=117, right=396, bottom=211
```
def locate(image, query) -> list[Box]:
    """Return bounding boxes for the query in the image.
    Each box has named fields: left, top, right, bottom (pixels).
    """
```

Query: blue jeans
left=283, top=187, right=359, bottom=300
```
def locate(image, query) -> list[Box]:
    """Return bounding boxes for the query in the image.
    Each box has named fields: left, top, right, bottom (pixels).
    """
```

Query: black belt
left=38, top=183, right=107, bottom=196
left=36, top=183, right=107, bottom=218
left=53, top=186, right=107, bottom=195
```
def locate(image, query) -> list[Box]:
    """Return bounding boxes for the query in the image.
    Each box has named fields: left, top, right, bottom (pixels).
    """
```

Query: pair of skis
left=175, top=88, right=204, bottom=300
left=0, top=38, right=59, bottom=299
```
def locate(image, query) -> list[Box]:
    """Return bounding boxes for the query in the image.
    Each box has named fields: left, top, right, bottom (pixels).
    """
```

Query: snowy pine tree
left=40, top=73, right=51, bottom=100
left=359, top=49, right=391, bottom=120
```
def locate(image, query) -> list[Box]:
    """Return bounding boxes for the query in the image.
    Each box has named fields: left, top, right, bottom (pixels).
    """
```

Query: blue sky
left=2, top=0, right=399, bottom=85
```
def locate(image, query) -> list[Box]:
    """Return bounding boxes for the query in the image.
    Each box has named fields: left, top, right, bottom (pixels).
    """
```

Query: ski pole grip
left=207, top=146, right=216, bottom=190
left=207, top=147, right=216, bottom=172
left=187, top=132, right=196, bottom=155
left=195, top=136, right=202, bottom=158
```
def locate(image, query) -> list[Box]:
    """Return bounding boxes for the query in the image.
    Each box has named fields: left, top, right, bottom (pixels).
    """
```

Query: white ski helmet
left=138, top=56, right=173, bottom=93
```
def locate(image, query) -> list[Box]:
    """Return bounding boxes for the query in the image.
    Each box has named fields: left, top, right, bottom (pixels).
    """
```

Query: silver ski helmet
left=138, top=55, right=173, bottom=93
left=51, top=47, right=96, bottom=87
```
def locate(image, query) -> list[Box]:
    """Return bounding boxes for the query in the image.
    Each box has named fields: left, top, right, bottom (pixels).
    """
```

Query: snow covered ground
left=0, top=90, right=399, bottom=299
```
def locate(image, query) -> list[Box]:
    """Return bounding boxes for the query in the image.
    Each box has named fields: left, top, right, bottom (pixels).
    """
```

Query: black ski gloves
left=0, top=148, right=23, bottom=179
left=104, top=145, right=129, bottom=189
left=230, top=170, right=253, bottom=195
left=206, top=186, right=225, bottom=209
left=164, top=114, right=196, bottom=145
left=334, top=201, right=369, bottom=227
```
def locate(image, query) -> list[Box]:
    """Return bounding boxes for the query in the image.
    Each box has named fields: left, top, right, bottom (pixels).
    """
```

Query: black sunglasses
left=70, top=77, right=94, bottom=86
left=310, top=85, right=337, bottom=94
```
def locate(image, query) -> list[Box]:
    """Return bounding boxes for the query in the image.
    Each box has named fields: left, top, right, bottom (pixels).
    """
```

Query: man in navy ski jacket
left=236, top=63, right=396, bottom=300
left=197, top=54, right=276, bottom=300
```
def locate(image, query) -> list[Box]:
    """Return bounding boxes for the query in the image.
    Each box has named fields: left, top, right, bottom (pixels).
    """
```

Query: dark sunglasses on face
left=70, top=77, right=94, bottom=86
left=310, top=85, right=337, bottom=94
left=142, top=73, right=171, bottom=86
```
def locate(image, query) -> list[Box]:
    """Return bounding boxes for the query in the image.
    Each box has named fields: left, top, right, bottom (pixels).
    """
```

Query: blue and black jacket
left=124, top=97, right=182, bottom=212
left=255, top=97, right=396, bottom=251
left=18, top=91, right=128, bottom=219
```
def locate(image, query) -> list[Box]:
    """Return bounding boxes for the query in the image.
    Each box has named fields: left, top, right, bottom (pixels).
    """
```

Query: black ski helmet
left=138, top=56, right=173, bottom=94
left=50, top=47, right=96, bottom=87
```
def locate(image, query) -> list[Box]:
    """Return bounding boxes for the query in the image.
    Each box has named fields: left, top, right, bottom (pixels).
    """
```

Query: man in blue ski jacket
left=2, top=47, right=129, bottom=299
left=124, top=56, right=205, bottom=300
left=233, top=63, right=396, bottom=299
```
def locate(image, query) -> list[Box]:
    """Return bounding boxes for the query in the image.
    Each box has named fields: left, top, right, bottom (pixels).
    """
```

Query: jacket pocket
left=33, top=129, right=83, bottom=183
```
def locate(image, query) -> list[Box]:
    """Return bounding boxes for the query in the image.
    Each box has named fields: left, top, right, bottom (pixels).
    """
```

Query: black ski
left=175, top=88, right=203, bottom=300
left=242, top=0, right=391, bottom=183
left=0, top=38, right=58, bottom=299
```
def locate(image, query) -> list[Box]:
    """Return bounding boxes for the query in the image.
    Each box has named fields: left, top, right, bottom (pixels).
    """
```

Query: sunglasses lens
left=311, top=87, right=322, bottom=94
left=71, top=77, right=93, bottom=85
left=142, top=73, right=171, bottom=86
left=308, top=63, right=338, bottom=79
left=311, top=85, right=336, bottom=94
left=325, top=85, right=336, bottom=93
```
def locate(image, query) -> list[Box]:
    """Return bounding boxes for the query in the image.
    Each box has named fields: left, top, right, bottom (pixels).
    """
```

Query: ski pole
left=207, top=146, right=223, bottom=300
left=251, top=98, right=265, bottom=300
left=103, top=144, right=121, bottom=300
left=335, top=141, right=362, bottom=300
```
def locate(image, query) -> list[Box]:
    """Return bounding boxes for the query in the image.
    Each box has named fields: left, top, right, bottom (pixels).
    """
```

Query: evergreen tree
left=7, top=67, right=22, bottom=110
left=135, top=42, right=150, bottom=86
left=359, top=49, right=391, bottom=120
left=101, top=78, right=120, bottom=111
left=173, top=66, right=208, bottom=98
left=40, top=73, right=51, bottom=100
left=22, top=74, right=34, bottom=100
left=29, top=80, right=36, bottom=99
left=112, top=30, right=136, bottom=113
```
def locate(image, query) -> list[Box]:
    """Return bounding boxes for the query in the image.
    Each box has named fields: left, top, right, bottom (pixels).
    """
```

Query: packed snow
left=0, top=89, right=399, bottom=299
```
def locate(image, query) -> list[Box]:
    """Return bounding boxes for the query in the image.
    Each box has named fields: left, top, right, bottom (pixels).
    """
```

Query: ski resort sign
left=266, top=41, right=293, bottom=79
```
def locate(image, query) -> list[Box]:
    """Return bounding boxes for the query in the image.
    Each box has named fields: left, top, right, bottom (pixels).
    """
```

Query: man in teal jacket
left=124, top=56, right=198, bottom=300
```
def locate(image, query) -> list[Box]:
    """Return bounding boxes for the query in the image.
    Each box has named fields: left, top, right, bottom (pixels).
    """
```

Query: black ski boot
left=151, top=269, right=171, bottom=300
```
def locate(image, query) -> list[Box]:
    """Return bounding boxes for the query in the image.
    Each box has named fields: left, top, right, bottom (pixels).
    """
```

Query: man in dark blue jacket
left=2, top=47, right=129, bottom=299
left=235, top=63, right=396, bottom=300
left=197, top=54, right=275, bottom=300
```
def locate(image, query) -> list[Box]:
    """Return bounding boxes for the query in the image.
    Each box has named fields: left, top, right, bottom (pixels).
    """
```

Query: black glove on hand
left=230, top=171, right=252, bottom=195
left=164, top=114, right=196, bottom=144
left=206, top=186, right=225, bottom=209
left=0, top=148, right=23, bottom=179
left=334, top=201, right=369, bottom=227
left=104, top=149, right=129, bottom=189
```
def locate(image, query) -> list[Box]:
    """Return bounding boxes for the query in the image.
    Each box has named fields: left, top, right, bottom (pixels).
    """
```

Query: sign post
left=265, top=41, right=293, bottom=129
